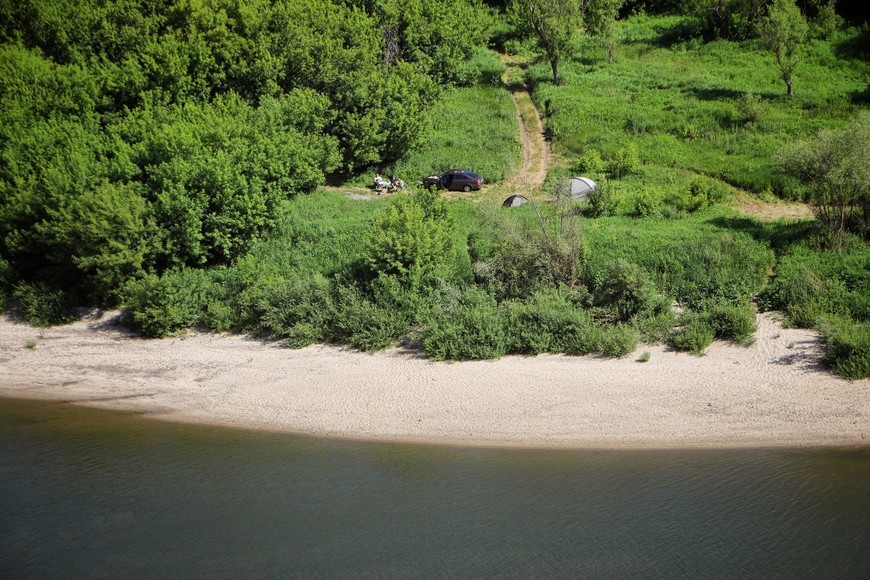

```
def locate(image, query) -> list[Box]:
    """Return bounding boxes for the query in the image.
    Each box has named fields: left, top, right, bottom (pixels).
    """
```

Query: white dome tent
left=559, top=177, right=597, bottom=202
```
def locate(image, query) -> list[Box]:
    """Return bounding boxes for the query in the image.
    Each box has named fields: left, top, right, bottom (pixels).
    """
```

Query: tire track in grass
left=501, top=53, right=550, bottom=196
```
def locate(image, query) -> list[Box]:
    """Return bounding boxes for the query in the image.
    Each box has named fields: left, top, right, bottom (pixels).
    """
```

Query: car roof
left=442, top=170, right=481, bottom=178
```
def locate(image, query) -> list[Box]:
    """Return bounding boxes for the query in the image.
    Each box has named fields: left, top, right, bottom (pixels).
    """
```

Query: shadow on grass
left=706, top=215, right=817, bottom=252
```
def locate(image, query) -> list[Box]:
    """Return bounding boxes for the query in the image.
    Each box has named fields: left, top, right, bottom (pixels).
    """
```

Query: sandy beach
left=0, top=309, right=867, bottom=448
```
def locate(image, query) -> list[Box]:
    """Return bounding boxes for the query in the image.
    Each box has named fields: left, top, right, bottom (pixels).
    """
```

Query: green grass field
left=527, top=14, right=869, bottom=199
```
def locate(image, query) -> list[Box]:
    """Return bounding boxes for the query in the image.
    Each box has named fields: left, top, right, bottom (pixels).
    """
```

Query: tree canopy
left=0, top=0, right=490, bottom=304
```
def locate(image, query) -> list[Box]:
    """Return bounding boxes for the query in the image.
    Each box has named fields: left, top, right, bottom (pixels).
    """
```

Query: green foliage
left=586, top=214, right=775, bottom=310
left=737, top=92, right=767, bottom=125
left=608, top=143, right=640, bottom=178
left=592, top=259, right=661, bottom=322
left=759, top=0, right=809, bottom=96
left=686, top=0, right=772, bottom=41
left=13, top=282, right=76, bottom=327
left=598, top=322, right=638, bottom=357
left=575, top=149, right=605, bottom=175
left=504, top=286, right=592, bottom=354
left=777, top=112, right=870, bottom=247
left=372, top=0, right=492, bottom=85
left=586, top=0, right=625, bottom=63
left=121, top=269, right=210, bottom=338
left=364, top=189, right=454, bottom=292
left=638, top=350, right=651, bottom=362
left=240, top=274, right=333, bottom=347
left=631, top=190, right=664, bottom=217
left=811, top=5, right=844, bottom=40
left=530, top=14, right=867, bottom=198
left=818, top=316, right=870, bottom=380
left=384, top=79, right=520, bottom=185
left=706, top=303, right=757, bottom=345
left=760, top=243, right=870, bottom=326
left=585, top=180, right=617, bottom=217
left=473, top=203, right=586, bottom=300
left=670, top=314, right=715, bottom=355
left=329, top=285, right=411, bottom=351
left=508, top=0, right=582, bottom=83
left=420, top=286, right=508, bottom=360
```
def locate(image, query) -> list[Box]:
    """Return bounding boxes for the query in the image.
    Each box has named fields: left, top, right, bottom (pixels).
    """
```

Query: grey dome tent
left=559, top=177, right=596, bottom=202
left=502, top=194, right=529, bottom=207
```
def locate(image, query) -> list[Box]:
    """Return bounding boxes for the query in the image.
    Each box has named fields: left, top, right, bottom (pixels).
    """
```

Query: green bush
left=609, top=143, right=640, bottom=179
left=121, top=269, right=210, bottom=338
left=419, top=286, right=507, bottom=360
left=736, top=93, right=766, bottom=125
left=670, top=316, right=715, bottom=355
left=598, top=323, right=638, bottom=357
left=473, top=205, right=585, bottom=300
left=585, top=181, right=617, bottom=217
left=504, top=287, right=590, bottom=355
left=592, top=259, right=661, bottom=322
left=13, top=282, right=76, bottom=327
left=707, top=303, right=757, bottom=345
left=635, top=310, right=678, bottom=344
left=329, top=285, right=411, bottom=352
left=241, top=274, right=333, bottom=347
left=364, top=189, right=454, bottom=292
left=632, top=190, right=663, bottom=218
left=818, top=317, right=870, bottom=380
left=575, top=149, right=605, bottom=174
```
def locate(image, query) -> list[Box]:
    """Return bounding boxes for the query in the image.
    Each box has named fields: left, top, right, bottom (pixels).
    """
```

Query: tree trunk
left=786, top=77, right=793, bottom=96
left=550, top=58, right=559, bottom=84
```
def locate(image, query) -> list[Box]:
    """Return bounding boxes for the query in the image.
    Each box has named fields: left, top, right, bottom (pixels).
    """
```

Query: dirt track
left=501, top=54, right=550, bottom=195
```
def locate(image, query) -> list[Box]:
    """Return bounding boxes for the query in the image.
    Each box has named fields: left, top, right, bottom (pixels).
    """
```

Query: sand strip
left=1, top=310, right=867, bottom=448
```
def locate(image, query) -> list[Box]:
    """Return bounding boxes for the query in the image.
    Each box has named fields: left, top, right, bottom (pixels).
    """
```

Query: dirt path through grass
left=501, top=54, right=550, bottom=195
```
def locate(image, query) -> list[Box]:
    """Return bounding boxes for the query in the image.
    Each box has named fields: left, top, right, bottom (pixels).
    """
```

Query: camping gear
left=502, top=194, right=529, bottom=207
left=559, top=177, right=596, bottom=202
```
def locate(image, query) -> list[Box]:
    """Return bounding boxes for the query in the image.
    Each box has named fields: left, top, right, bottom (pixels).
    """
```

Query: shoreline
left=1, top=310, right=867, bottom=449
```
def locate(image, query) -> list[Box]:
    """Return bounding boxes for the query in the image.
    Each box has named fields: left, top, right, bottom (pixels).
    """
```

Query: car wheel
left=463, top=185, right=471, bottom=192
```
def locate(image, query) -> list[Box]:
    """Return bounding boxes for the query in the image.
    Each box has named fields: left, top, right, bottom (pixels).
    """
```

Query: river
left=1, top=397, right=868, bottom=578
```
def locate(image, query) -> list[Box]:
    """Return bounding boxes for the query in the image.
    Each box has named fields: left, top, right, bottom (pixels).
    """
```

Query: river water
left=1, top=397, right=868, bottom=578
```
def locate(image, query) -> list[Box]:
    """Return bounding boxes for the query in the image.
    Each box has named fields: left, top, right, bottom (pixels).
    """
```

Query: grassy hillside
left=527, top=14, right=868, bottom=200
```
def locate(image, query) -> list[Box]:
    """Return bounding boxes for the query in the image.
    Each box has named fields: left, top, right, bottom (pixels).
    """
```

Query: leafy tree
left=687, top=0, right=771, bottom=40
left=777, top=112, right=870, bottom=249
left=759, top=0, right=808, bottom=96
left=586, top=0, right=624, bottom=64
left=364, top=189, right=454, bottom=292
left=368, top=0, right=491, bottom=85
left=508, top=0, right=585, bottom=83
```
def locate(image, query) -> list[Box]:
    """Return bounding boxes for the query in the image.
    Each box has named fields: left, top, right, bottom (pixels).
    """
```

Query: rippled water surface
left=1, top=398, right=868, bottom=578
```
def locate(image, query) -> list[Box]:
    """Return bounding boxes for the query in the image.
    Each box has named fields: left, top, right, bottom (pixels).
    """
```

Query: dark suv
left=422, top=169, right=483, bottom=192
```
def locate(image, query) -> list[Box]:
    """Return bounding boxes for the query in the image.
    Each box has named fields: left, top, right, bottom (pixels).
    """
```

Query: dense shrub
left=585, top=181, right=618, bottom=217
left=419, top=286, right=507, bottom=360
left=504, top=287, right=591, bottom=355
left=592, top=260, right=662, bottom=322
left=818, top=317, right=870, bottom=380
left=760, top=244, right=869, bottom=326
left=239, top=274, right=333, bottom=347
left=473, top=205, right=585, bottom=300
left=670, top=315, right=715, bottom=355
left=329, top=285, right=411, bottom=352
left=13, top=282, right=76, bottom=327
left=121, top=269, right=210, bottom=338
left=706, top=303, right=757, bottom=345
left=598, top=323, right=639, bottom=357
left=364, top=189, right=454, bottom=292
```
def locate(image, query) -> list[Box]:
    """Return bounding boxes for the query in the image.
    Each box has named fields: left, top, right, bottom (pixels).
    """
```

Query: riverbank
left=1, top=310, right=867, bottom=448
